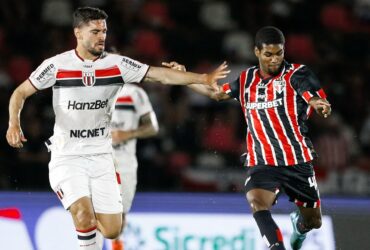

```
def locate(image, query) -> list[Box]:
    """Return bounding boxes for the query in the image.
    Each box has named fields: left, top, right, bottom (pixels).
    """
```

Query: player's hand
left=309, top=98, right=332, bottom=118
left=111, top=130, right=132, bottom=145
left=162, top=61, right=187, bottom=72
left=206, top=61, right=230, bottom=87
left=6, top=124, right=27, bottom=148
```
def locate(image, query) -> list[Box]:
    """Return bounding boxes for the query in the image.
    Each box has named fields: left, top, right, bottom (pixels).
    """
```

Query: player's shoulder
left=44, top=50, right=78, bottom=66
left=103, top=51, right=122, bottom=60
left=242, top=65, right=258, bottom=75
left=54, top=50, right=75, bottom=60
left=285, top=61, right=309, bottom=73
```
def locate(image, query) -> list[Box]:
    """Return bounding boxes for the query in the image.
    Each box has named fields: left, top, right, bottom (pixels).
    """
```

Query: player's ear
left=74, top=27, right=82, bottom=40
left=254, top=46, right=260, bottom=58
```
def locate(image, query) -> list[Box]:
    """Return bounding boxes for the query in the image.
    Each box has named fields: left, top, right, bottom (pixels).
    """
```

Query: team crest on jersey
left=273, top=77, right=285, bottom=94
left=82, top=71, right=96, bottom=86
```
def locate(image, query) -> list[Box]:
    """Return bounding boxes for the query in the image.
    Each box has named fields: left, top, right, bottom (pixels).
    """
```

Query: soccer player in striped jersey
left=110, top=83, right=159, bottom=250
left=6, top=7, right=229, bottom=250
left=164, top=26, right=331, bottom=250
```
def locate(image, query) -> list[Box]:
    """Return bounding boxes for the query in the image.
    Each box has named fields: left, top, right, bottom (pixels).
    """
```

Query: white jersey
left=29, top=49, right=149, bottom=155
left=111, top=83, right=155, bottom=168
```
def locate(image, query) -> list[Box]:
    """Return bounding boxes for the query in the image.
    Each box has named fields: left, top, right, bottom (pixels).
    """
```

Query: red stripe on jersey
left=266, top=81, right=296, bottom=165
left=95, top=66, right=121, bottom=77
left=249, top=71, right=275, bottom=165
left=306, top=106, right=314, bottom=118
left=116, top=96, right=133, bottom=104
left=222, top=83, right=231, bottom=93
left=56, top=70, right=82, bottom=79
left=317, top=88, right=327, bottom=99
left=285, top=65, right=312, bottom=162
left=247, top=131, right=256, bottom=166
left=240, top=70, right=256, bottom=166
left=302, top=91, right=313, bottom=103
left=239, top=71, right=247, bottom=116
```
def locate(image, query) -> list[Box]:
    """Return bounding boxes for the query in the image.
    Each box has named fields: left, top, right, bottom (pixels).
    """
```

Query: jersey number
left=308, top=176, right=318, bottom=190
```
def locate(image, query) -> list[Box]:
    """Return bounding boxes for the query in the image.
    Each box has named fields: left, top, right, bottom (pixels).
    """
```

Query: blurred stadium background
left=0, top=0, right=369, bottom=249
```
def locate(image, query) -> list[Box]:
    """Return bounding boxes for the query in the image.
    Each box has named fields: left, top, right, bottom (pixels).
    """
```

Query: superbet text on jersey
left=29, top=50, right=149, bottom=156
left=223, top=61, right=327, bottom=167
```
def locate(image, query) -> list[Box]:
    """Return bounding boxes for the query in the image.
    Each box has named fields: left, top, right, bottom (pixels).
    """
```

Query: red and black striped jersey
left=223, top=61, right=327, bottom=167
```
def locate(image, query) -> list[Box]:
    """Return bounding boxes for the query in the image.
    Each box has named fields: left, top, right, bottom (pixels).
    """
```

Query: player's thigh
left=244, top=165, right=281, bottom=212
left=283, top=162, right=321, bottom=208
left=49, top=155, right=91, bottom=210
left=246, top=188, right=277, bottom=212
left=89, top=154, right=123, bottom=214
left=119, top=170, right=138, bottom=213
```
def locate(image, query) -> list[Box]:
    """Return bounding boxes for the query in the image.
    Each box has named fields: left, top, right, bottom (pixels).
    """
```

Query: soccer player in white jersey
left=110, top=83, right=158, bottom=250
left=6, top=7, right=229, bottom=250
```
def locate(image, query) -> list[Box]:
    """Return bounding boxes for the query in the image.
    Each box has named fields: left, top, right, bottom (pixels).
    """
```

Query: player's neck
left=259, top=69, right=273, bottom=80
left=75, top=46, right=99, bottom=61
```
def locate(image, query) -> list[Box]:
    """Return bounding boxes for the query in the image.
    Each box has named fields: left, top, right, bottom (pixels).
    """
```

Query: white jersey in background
left=112, top=83, right=155, bottom=167
left=112, top=83, right=157, bottom=213
left=28, top=49, right=149, bottom=156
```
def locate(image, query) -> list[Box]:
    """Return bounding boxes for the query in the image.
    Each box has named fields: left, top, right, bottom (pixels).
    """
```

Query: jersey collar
left=74, top=49, right=103, bottom=62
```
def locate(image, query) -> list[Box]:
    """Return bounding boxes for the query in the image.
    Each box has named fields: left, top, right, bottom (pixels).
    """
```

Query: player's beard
left=268, top=63, right=283, bottom=76
left=88, top=47, right=104, bottom=56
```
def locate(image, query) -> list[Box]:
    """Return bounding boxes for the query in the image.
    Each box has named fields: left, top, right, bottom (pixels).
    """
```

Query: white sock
left=96, top=230, right=104, bottom=249
left=76, top=226, right=99, bottom=250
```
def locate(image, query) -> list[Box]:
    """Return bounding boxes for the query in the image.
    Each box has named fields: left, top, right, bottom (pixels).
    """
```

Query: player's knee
left=100, top=226, right=121, bottom=239
left=73, top=209, right=96, bottom=229
left=247, top=196, right=270, bottom=212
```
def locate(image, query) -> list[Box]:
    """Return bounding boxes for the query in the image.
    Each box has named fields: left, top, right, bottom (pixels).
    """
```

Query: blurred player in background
left=6, top=6, right=229, bottom=250
left=164, top=26, right=331, bottom=250
left=110, top=83, right=158, bottom=250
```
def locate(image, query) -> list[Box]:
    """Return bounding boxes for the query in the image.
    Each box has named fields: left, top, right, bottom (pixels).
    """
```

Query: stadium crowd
left=0, top=0, right=369, bottom=195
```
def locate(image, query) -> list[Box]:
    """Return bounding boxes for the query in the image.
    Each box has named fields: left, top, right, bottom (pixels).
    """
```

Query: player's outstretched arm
left=6, top=80, right=38, bottom=148
left=111, top=111, right=159, bottom=145
left=143, top=61, right=229, bottom=86
left=162, top=61, right=231, bottom=101
left=308, top=97, right=332, bottom=118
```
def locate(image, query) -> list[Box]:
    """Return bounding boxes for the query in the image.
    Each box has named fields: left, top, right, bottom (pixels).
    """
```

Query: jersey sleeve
left=28, top=58, right=57, bottom=90
left=291, top=65, right=327, bottom=103
left=133, top=87, right=154, bottom=117
left=222, top=76, right=241, bottom=101
left=118, top=56, right=149, bottom=84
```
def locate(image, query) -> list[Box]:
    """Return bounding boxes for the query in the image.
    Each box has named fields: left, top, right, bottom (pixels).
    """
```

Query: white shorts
left=49, top=153, right=123, bottom=214
left=114, top=155, right=138, bottom=213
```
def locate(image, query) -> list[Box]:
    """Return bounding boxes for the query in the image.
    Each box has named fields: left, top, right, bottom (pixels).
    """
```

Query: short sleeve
left=222, top=76, right=241, bottom=101
left=29, top=58, right=57, bottom=90
left=118, top=56, right=149, bottom=84
left=133, top=87, right=154, bottom=117
left=291, top=66, right=327, bottom=103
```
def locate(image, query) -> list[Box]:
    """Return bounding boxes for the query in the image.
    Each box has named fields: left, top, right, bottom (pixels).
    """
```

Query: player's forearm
left=8, top=88, right=27, bottom=127
left=129, top=123, right=159, bottom=139
left=145, top=66, right=208, bottom=85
